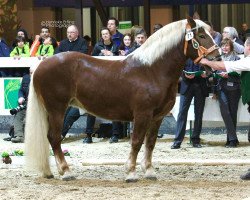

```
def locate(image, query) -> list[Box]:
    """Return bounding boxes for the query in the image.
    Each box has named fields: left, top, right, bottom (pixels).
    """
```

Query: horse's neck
left=127, top=42, right=186, bottom=80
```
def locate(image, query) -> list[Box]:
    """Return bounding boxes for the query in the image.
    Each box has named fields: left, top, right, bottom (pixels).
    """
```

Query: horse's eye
left=199, top=34, right=206, bottom=39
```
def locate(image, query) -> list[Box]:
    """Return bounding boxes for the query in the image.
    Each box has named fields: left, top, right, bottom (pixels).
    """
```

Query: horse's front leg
left=125, top=111, right=152, bottom=182
left=47, top=113, right=76, bottom=181
left=141, top=118, right=163, bottom=180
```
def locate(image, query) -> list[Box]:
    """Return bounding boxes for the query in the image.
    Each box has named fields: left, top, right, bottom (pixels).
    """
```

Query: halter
left=184, top=24, right=219, bottom=64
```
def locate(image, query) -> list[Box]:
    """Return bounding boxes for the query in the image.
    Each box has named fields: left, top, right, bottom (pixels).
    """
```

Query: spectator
left=0, top=37, right=10, bottom=56
left=55, top=25, right=88, bottom=54
left=239, top=23, right=248, bottom=43
left=200, top=37, right=250, bottom=180
left=152, top=23, right=163, bottom=33
left=126, top=28, right=147, bottom=55
left=0, top=37, right=10, bottom=77
left=130, top=25, right=143, bottom=40
left=192, top=11, right=200, bottom=20
left=83, top=35, right=93, bottom=55
left=39, top=26, right=50, bottom=42
left=30, top=26, right=57, bottom=56
left=119, top=33, right=133, bottom=56
left=213, top=38, right=241, bottom=147
left=84, top=27, right=120, bottom=144
left=11, top=66, right=35, bottom=143
left=222, top=26, right=244, bottom=54
left=58, top=25, right=88, bottom=140
left=91, top=27, right=119, bottom=56
left=107, top=17, right=123, bottom=48
left=204, top=21, right=222, bottom=46
left=11, top=29, right=32, bottom=77
left=10, top=36, right=30, bottom=58
left=12, top=28, right=33, bottom=48
left=35, top=36, right=55, bottom=58
left=171, top=59, right=209, bottom=149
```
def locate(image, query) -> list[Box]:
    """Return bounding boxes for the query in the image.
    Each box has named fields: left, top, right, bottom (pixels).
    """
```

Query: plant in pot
left=2, top=152, right=12, bottom=164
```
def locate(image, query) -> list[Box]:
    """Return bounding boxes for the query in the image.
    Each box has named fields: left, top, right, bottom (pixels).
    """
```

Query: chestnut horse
left=25, top=18, right=220, bottom=182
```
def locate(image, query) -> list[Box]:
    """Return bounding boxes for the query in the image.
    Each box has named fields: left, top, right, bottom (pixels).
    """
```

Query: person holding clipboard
left=171, top=58, right=209, bottom=149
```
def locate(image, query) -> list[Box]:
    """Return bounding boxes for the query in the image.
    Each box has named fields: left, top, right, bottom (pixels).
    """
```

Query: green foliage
left=13, top=149, right=24, bottom=156
left=1, top=151, right=9, bottom=158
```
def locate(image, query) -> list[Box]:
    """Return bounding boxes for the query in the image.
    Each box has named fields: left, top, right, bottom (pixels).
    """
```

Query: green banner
left=119, top=21, right=132, bottom=29
left=4, top=79, right=21, bottom=109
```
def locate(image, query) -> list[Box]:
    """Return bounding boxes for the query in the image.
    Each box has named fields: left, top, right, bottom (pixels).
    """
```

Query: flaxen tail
left=25, top=77, right=51, bottom=176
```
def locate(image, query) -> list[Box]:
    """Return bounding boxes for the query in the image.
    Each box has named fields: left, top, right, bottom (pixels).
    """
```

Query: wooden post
left=143, top=0, right=151, bottom=35
left=92, top=0, right=108, bottom=26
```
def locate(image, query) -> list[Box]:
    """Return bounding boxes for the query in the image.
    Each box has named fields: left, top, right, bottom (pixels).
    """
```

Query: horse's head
left=184, top=17, right=221, bottom=73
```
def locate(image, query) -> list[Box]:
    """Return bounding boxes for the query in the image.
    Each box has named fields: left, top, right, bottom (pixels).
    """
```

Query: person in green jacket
left=200, top=37, right=250, bottom=181
left=36, top=36, right=54, bottom=59
left=10, top=36, right=30, bottom=58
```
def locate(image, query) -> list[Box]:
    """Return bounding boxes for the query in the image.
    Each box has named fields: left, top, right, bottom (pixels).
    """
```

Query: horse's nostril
left=217, top=57, right=222, bottom=61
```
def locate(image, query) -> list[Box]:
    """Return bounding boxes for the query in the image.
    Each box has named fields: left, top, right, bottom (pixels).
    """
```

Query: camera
left=10, top=101, right=27, bottom=115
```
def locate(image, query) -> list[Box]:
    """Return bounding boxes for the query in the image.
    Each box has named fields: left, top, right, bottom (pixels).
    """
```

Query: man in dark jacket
left=107, top=17, right=123, bottom=48
left=55, top=25, right=88, bottom=54
left=57, top=25, right=88, bottom=140
left=171, top=59, right=209, bottom=149
left=0, top=38, right=10, bottom=77
left=11, top=67, right=35, bottom=143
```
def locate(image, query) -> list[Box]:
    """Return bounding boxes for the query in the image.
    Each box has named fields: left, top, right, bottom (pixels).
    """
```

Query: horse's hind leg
left=141, top=118, right=163, bottom=180
left=125, top=111, right=152, bottom=182
left=47, top=112, right=75, bottom=180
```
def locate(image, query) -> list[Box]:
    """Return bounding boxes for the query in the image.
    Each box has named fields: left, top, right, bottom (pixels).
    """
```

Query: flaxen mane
left=130, top=19, right=211, bottom=65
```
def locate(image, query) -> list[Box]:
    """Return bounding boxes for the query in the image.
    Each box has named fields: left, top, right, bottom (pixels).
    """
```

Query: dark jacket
left=55, top=37, right=88, bottom=54
left=18, top=74, right=30, bottom=100
left=112, top=31, right=123, bottom=48
left=180, top=59, right=209, bottom=97
left=241, top=71, right=250, bottom=105
left=0, top=39, right=10, bottom=57
left=214, top=54, right=241, bottom=93
left=92, top=41, right=119, bottom=56
left=125, top=42, right=141, bottom=55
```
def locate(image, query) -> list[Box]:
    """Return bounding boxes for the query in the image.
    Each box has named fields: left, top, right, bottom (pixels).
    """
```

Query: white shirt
left=225, top=56, right=250, bottom=73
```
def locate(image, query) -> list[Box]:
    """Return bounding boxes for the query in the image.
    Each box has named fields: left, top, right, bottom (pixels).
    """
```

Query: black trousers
left=61, top=107, right=80, bottom=137
left=174, top=83, right=206, bottom=145
left=217, top=88, right=241, bottom=141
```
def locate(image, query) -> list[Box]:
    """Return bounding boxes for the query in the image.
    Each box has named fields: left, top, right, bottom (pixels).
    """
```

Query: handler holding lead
left=200, top=37, right=250, bottom=181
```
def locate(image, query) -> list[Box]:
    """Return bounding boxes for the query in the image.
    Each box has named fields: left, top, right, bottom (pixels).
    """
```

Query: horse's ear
left=187, top=16, right=196, bottom=28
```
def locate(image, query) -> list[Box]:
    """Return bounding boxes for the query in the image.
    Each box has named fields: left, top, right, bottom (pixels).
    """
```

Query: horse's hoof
left=145, top=175, right=157, bottom=181
left=125, top=178, right=138, bottom=183
left=45, top=174, right=54, bottom=179
left=61, top=171, right=76, bottom=181
left=42, top=173, right=54, bottom=179
left=125, top=172, right=138, bottom=183
left=144, top=168, right=157, bottom=181
left=62, top=175, right=76, bottom=181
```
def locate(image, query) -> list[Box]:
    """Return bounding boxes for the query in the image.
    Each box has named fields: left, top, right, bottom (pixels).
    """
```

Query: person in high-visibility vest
left=30, top=26, right=57, bottom=56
